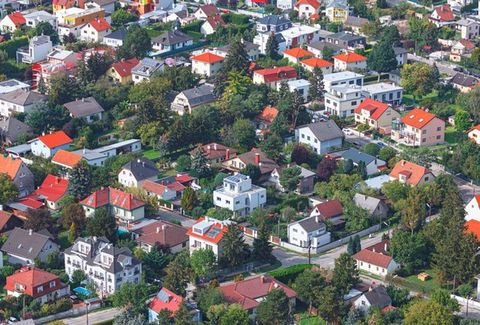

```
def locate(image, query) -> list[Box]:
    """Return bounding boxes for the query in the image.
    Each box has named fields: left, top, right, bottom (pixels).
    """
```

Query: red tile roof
left=459, top=39, right=475, bottom=50
left=37, top=131, right=72, bottom=149
left=313, top=200, right=343, bottom=219
left=389, top=160, right=431, bottom=186
left=192, top=52, right=224, bottom=64
left=196, top=143, right=237, bottom=160
left=254, top=66, right=297, bottom=83
left=466, top=219, right=480, bottom=241
left=141, top=180, right=169, bottom=196
left=134, top=220, right=188, bottom=248
left=353, top=247, right=393, bottom=269
left=7, top=12, right=26, bottom=26
left=295, top=0, right=320, bottom=9
left=220, top=275, right=297, bottom=310
left=29, top=175, right=68, bottom=203
left=205, top=15, right=226, bottom=30
left=80, top=187, right=145, bottom=210
left=112, top=58, right=140, bottom=78
left=4, top=267, right=64, bottom=299
left=149, top=287, right=183, bottom=314
left=301, top=57, right=333, bottom=69
left=401, top=108, right=438, bottom=129
left=334, top=52, right=367, bottom=63
left=0, top=155, right=23, bottom=180
left=186, top=217, right=228, bottom=244
left=89, top=18, right=111, bottom=32
left=197, top=4, right=219, bottom=16
left=256, top=106, right=279, bottom=124
left=354, top=98, right=390, bottom=121
left=167, top=181, right=186, bottom=192
left=0, top=210, right=14, bottom=231
left=52, top=150, right=82, bottom=169
left=432, top=4, right=455, bottom=22
left=175, top=174, right=194, bottom=184
left=283, top=47, right=314, bottom=59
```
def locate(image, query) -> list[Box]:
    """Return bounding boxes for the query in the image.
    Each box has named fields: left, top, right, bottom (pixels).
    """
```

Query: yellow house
left=326, top=0, right=349, bottom=23
left=62, top=7, right=104, bottom=27
left=106, top=58, right=140, bottom=84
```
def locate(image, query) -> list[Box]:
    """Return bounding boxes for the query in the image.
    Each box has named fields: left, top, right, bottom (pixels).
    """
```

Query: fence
left=34, top=301, right=102, bottom=324
left=451, top=295, right=480, bottom=309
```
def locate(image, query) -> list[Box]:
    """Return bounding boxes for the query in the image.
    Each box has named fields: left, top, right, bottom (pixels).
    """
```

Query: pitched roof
left=88, top=18, right=111, bottom=32
left=180, top=84, right=216, bottom=107
left=152, top=30, right=193, bottom=46
left=459, top=39, right=475, bottom=50
left=220, top=275, right=297, bottom=310
left=121, top=158, right=158, bottom=182
left=195, top=143, right=237, bottom=160
left=353, top=247, right=393, bottom=268
left=313, top=200, right=343, bottom=218
left=186, top=217, right=229, bottom=244
left=52, top=150, right=82, bottom=169
left=326, top=0, right=348, bottom=9
left=361, top=285, right=392, bottom=308
left=298, top=120, right=344, bottom=142
left=7, top=12, right=26, bottom=25
left=30, top=175, right=69, bottom=203
left=36, top=131, right=72, bottom=149
left=466, top=219, right=480, bottom=241
left=353, top=193, right=383, bottom=215
left=205, top=15, right=226, bottom=30
left=1, top=228, right=54, bottom=260
left=256, top=105, right=279, bottom=124
left=257, top=14, right=291, bottom=26
left=283, top=47, right=314, bottom=59
left=297, top=215, right=326, bottom=233
left=4, top=267, right=62, bottom=298
left=0, top=89, right=47, bottom=106
left=192, top=52, right=224, bottom=63
left=197, top=4, right=219, bottom=16
left=111, top=58, right=140, bottom=78
left=432, top=4, right=455, bottom=22
left=0, top=210, right=15, bottom=231
left=0, top=117, right=33, bottom=142
left=254, top=66, right=297, bottom=83
left=295, top=0, right=320, bottom=9
left=354, top=98, right=390, bottom=120
left=389, top=160, right=431, bottom=186
left=80, top=187, right=145, bottom=210
left=401, top=108, right=438, bottom=129
left=141, top=179, right=170, bottom=196
left=104, top=28, right=128, bottom=41
left=341, top=148, right=379, bottom=166
left=0, top=155, right=23, bottom=179
left=301, top=57, right=333, bottom=69
left=149, top=287, right=183, bottom=314
left=345, top=15, right=368, bottom=27
left=233, top=148, right=279, bottom=175
left=64, top=97, right=104, bottom=118
left=133, top=220, right=188, bottom=248
left=334, top=52, right=367, bottom=63
left=451, top=73, right=479, bottom=88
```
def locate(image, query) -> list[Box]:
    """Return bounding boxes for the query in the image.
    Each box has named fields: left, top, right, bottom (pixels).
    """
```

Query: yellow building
left=106, top=58, right=140, bottom=85
left=62, top=7, right=104, bottom=27
left=326, top=0, right=349, bottom=23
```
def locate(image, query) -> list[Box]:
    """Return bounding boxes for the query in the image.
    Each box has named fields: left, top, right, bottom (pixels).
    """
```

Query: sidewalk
left=62, top=308, right=120, bottom=325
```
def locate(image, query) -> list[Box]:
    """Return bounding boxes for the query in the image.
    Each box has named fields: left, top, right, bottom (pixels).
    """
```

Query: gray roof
left=152, top=30, right=193, bottom=46
left=257, top=14, right=291, bottom=26
left=0, top=89, right=47, bottom=106
left=451, top=73, right=479, bottom=87
left=217, top=40, right=259, bottom=53
left=1, top=228, right=55, bottom=260
left=308, top=41, right=343, bottom=52
left=299, top=121, right=344, bottom=142
left=345, top=16, right=368, bottom=27
left=104, top=28, right=128, bottom=41
left=64, top=97, right=104, bottom=118
left=297, top=215, right=325, bottom=233
left=181, top=84, right=216, bottom=107
left=353, top=193, right=382, bottom=215
left=132, top=58, right=164, bottom=77
left=327, top=0, right=348, bottom=9
left=0, top=116, right=33, bottom=142
left=329, top=32, right=365, bottom=42
left=122, top=157, right=158, bottom=181
left=341, top=148, right=376, bottom=165
left=393, top=47, right=407, bottom=55
left=363, top=285, right=392, bottom=308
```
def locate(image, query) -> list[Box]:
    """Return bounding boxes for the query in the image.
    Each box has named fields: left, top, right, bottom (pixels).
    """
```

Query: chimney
left=255, top=153, right=260, bottom=165
left=156, top=226, right=160, bottom=233
left=260, top=275, right=265, bottom=283
left=214, top=143, right=217, bottom=150
left=401, top=160, right=406, bottom=166
left=82, top=98, right=85, bottom=102
left=207, top=145, right=211, bottom=153
left=372, top=247, right=376, bottom=253
left=315, top=216, right=319, bottom=223
left=384, top=242, right=388, bottom=252
left=28, top=229, right=32, bottom=235
left=225, top=149, right=230, bottom=160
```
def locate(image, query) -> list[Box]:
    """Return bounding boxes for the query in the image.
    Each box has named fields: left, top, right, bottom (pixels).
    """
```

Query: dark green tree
left=332, top=253, right=359, bottom=296
left=68, top=161, right=91, bottom=200
left=86, top=208, right=117, bottom=242
left=308, top=67, right=324, bottom=101
left=353, top=235, right=361, bottom=253
left=279, top=166, right=303, bottom=192
left=232, top=118, right=256, bottom=151
left=294, top=268, right=326, bottom=310
left=223, top=40, right=250, bottom=74
left=142, top=247, right=169, bottom=282
left=117, top=25, right=151, bottom=59
left=197, top=287, right=224, bottom=315
left=265, top=32, right=279, bottom=60
left=0, top=173, right=18, bottom=205
left=401, top=187, right=426, bottom=234
left=60, top=202, right=86, bottom=232
left=253, top=221, right=273, bottom=260
left=163, top=251, right=192, bottom=296
left=221, top=224, right=248, bottom=267
left=390, top=230, right=428, bottom=274
left=174, top=302, right=193, bottom=325
left=368, top=41, right=398, bottom=73
left=357, top=160, right=367, bottom=179
left=34, top=22, right=59, bottom=44
left=190, top=145, right=211, bottom=178
left=316, top=286, right=341, bottom=323
left=111, top=282, right=150, bottom=314
left=256, top=289, right=291, bottom=325
left=25, top=209, right=54, bottom=232
left=111, top=9, right=137, bottom=27
left=240, top=164, right=261, bottom=185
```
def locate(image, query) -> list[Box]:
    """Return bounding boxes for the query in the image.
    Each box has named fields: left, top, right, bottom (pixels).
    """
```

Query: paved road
left=407, top=53, right=456, bottom=76
left=63, top=308, right=120, bottom=325
left=155, top=209, right=196, bottom=228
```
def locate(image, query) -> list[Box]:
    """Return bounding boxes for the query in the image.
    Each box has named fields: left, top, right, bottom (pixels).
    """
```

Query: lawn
left=403, top=90, right=438, bottom=107
left=401, top=269, right=442, bottom=295
left=445, top=126, right=462, bottom=144
left=299, top=316, right=326, bottom=325
left=143, top=149, right=161, bottom=160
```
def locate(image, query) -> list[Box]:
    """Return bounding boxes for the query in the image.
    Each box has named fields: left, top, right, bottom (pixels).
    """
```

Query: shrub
left=268, top=264, right=313, bottom=284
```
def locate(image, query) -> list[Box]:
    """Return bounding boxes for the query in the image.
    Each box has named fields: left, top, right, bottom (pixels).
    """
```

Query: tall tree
left=316, top=286, right=341, bottom=324
left=163, top=251, right=192, bottom=296
left=181, top=187, right=198, bottom=214
left=404, top=300, right=453, bottom=325
left=232, top=118, right=256, bottom=151
left=220, top=304, right=249, bottom=325
left=401, top=187, right=426, bottom=234
left=197, top=287, right=224, bottom=315
left=86, top=208, right=117, bottom=241
left=25, top=209, right=54, bottom=232
left=111, top=282, right=150, bottom=314
left=34, top=22, right=59, bottom=44
left=190, top=248, right=216, bottom=279
left=117, top=25, right=151, bottom=59
left=240, top=164, right=261, bottom=185
left=390, top=230, right=428, bottom=275
left=0, top=174, right=18, bottom=205
left=256, top=289, right=291, bottom=325
left=174, top=302, right=194, bottom=325
left=68, top=162, right=91, bottom=200
left=279, top=166, right=303, bottom=192
left=332, top=253, right=359, bottom=296
left=265, top=33, right=279, bottom=60
left=356, top=160, right=367, bottom=179
left=60, top=202, right=86, bottom=232
left=223, top=40, right=250, bottom=74
left=401, top=63, right=439, bottom=99
left=294, top=268, right=326, bottom=310
left=48, top=72, right=82, bottom=105
left=368, top=41, right=398, bottom=73
left=221, top=225, right=248, bottom=267
left=190, top=145, right=211, bottom=178
left=253, top=221, right=273, bottom=260
left=308, top=67, right=324, bottom=101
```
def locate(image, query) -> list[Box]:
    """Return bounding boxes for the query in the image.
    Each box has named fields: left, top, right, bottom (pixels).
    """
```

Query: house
left=148, top=288, right=183, bottom=322
left=389, top=160, right=434, bottom=186
left=118, top=158, right=158, bottom=188
left=393, top=47, right=407, bottom=66
left=285, top=79, right=310, bottom=102
left=141, top=180, right=177, bottom=202
left=56, top=7, right=106, bottom=38
left=294, top=0, right=320, bottom=20
left=191, top=52, right=225, bottom=77
left=310, top=199, right=344, bottom=225
left=64, top=236, right=142, bottom=295
left=465, top=195, right=480, bottom=221
left=151, top=30, right=193, bottom=53
left=362, top=82, right=403, bottom=106
left=193, top=4, right=219, bottom=19
left=468, top=125, right=480, bottom=144
left=353, top=193, right=388, bottom=220
left=72, top=139, right=142, bottom=167
left=353, top=241, right=399, bottom=277
left=30, top=131, right=73, bottom=159
left=270, top=165, right=316, bottom=194
left=213, top=173, right=266, bottom=217
left=131, top=58, right=164, bottom=84
left=333, top=52, right=367, bottom=72
left=52, top=149, right=82, bottom=170
left=187, top=217, right=232, bottom=259
left=223, top=148, right=279, bottom=179
left=31, top=49, right=78, bottom=89
left=103, top=28, right=127, bottom=48
left=450, top=39, right=475, bottom=62
left=215, top=40, right=260, bottom=61
left=0, top=79, right=30, bottom=94
left=391, top=108, right=445, bottom=146
left=0, top=90, right=47, bottom=117
left=295, top=120, right=344, bottom=154
left=63, top=97, right=104, bottom=122
left=353, top=285, right=392, bottom=313
left=24, top=10, right=57, bottom=29
left=107, top=58, right=140, bottom=84
left=340, top=148, right=386, bottom=176
left=0, top=210, right=23, bottom=234
left=171, top=84, right=216, bottom=115
left=220, top=275, right=297, bottom=316
left=5, top=267, right=69, bottom=303
left=132, top=220, right=188, bottom=253
left=287, top=215, right=331, bottom=248
left=192, top=142, right=237, bottom=165
left=201, top=15, right=226, bottom=35
left=325, top=0, right=349, bottom=23
left=255, top=105, right=279, bottom=132
left=0, top=155, right=34, bottom=197
left=324, top=85, right=363, bottom=117
left=323, top=71, right=364, bottom=93
left=451, top=72, right=479, bottom=93
left=354, top=98, right=400, bottom=133
left=344, top=16, right=368, bottom=34
left=16, top=35, right=53, bottom=64
left=52, top=0, right=75, bottom=12
left=253, top=32, right=287, bottom=55
left=27, top=175, right=69, bottom=210
left=253, top=66, right=297, bottom=89
left=283, top=47, right=314, bottom=64
left=279, top=25, right=321, bottom=48
left=0, top=117, right=33, bottom=146
left=456, top=18, right=480, bottom=40
left=429, top=4, right=456, bottom=28
left=307, top=41, right=343, bottom=58
left=1, top=228, right=58, bottom=265
left=326, top=32, right=367, bottom=50
left=86, top=0, right=116, bottom=13
left=80, top=187, right=145, bottom=224
left=256, top=14, right=292, bottom=34
left=277, top=0, right=295, bottom=9
left=300, top=57, right=334, bottom=74
left=0, top=12, right=26, bottom=32
left=80, top=18, right=111, bottom=43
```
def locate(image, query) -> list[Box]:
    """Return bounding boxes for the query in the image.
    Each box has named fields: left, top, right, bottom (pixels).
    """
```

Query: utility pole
left=308, top=239, right=311, bottom=265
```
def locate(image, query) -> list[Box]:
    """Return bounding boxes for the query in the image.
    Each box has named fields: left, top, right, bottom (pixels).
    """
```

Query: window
left=422, top=138, right=426, bottom=143
left=437, top=127, right=441, bottom=131
left=37, top=286, right=43, bottom=293
left=422, top=130, right=427, bottom=134
left=49, top=281, right=56, bottom=288
left=351, top=101, right=357, bottom=106
left=307, top=136, right=310, bottom=141
left=436, top=135, right=441, bottom=139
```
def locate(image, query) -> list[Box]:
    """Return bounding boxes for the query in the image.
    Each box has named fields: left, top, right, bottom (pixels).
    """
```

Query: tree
left=356, top=160, right=367, bottom=180
left=342, top=159, right=354, bottom=174
left=295, top=269, right=326, bottom=310
left=240, top=164, right=261, bottom=185
left=260, top=133, right=283, bottom=162
left=401, top=63, right=439, bottom=99
left=70, top=270, right=86, bottom=289
left=181, top=187, right=198, bottom=214
left=155, top=309, right=172, bottom=325
left=86, top=208, right=117, bottom=241
left=0, top=174, right=18, bottom=205
left=347, top=237, right=355, bottom=255
left=117, top=25, right=151, bottom=59
left=431, top=289, right=460, bottom=312
left=279, top=166, right=303, bottom=192
left=363, top=143, right=380, bottom=156
left=60, top=203, right=86, bottom=232
left=379, top=146, right=396, bottom=162
left=24, top=209, right=53, bottom=232
left=220, top=304, right=249, bottom=325
left=316, top=158, right=337, bottom=181
left=401, top=187, right=426, bottom=234
left=176, top=155, right=191, bottom=172
left=316, top=286, right=341, bottom=323
left=232, top=119, right=256, bottom=151
left=221, top=225, right=248, bottom=267
left=111, top=282, right=150, bottom=314
left=265, top=32, right=279, bottom=60
left=111, top=9, right=137, bottom=27
left=386, top=285, right=411, bottom=307
left=34, top=22, right=59, bottom=44
left=390, top=230, right=428, bottom=275
left=332, top=253, right=359, bottom=296
left=404, top=300, right=454, bottom=325
left=113, top=309, right=146, bottom=325
left=256, top=289, right=291, bottom=325
left=163, top=251, right=191, bottom=296
left=408, top=18, right=438, bottom=51
left=174, top=302, right=193, bottom=325
left=368, top=40, right=398, bottom=73
left=253, top=221, right=273, bottom=260
left=197, top=287, right=224, bottom=314
left=308, top=67, right=324, bottom=101
left=142, top=247, right=168, bottom=282
left=190, top=145, right=211, bottom=178
left=291, top=144, right=311, bottom=165
left=68, top=162, right=91, bottom=200
left=190, top=248, right=216, bottom=279
left=455, top=109, right=471, bottom=132
left=223, top=40, right=250, bottom=74
left=353, top=235, right=361, bottom=253
left=48, top=72, right=82, bottom=105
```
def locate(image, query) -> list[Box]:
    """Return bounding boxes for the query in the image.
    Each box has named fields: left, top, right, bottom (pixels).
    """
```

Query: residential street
left=63, top=308, right=120, bottom=325
left=407, top=53, right=457, bottom=76
left=156, top=208, right=196, bottom=228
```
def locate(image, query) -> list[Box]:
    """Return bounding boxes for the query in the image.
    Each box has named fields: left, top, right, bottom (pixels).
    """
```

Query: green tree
left=48, top=72, right=82, bottom=105
left=163, top=251, right=191, bottom=296
left=363, top=143, right=380, bottom=156
left=265, top=32, right=279, bottom=60
left=253, top=221, right=273, bottom=260
left=332, top=253, right=359, bottom=296
left=190, top=145, right=211, bottom=178
left=232, top=118, right=256, bottom=151
left=24, top=209, right=53, bottom=232
left=190, top=248, right=216, bottom=279
left=86, top=208, right=117, bottom=242
left=308, top=67, right=324, bottom=101
left=256, top=289, right=291, bottom=325
left=260, top=133, right=283, bottom=162
left=181, top=187, right=198, bottom=214
left=379, top=146, right=396, bottom=162
left=111, top=282, right=150, bottom=314
left=404, top=300, right=454, bottom=325
left=279, top=166, right=303, bottom=192
left=220, top=304, right=249, bottom=325
left=316, top=286, right=341, bottom=323
left=142, top=247, right=168, bottom=282
left=70, top=270, right=86, bottom=288
left=353, top=235, right=361, bottom=253
left=117, top=25, right=151, bottom=59
left=401, top=63, right=439, bottom=99
left=197, top=287, right=224, bottom=314
left=356, top=160, right=367, bottom=180
left=68, top=162, right=91, bottom=200
left=174, top=302, right=193, bottom=325
left=431, top=289, right=460, bottom=312
left=343, top=159, right=354, bottom=174
left=386, top=285, right=411, bottom=307
left=390, top=230, right=428, bottom=275
left=408, top=18, right=438, bottom=51
left=221, top=224, right=248, bottom=267
left=60, top=203, right=86, bottom=232
left=455, top=109, right=471, bottom=132
left=368, top=41, right=398, bottom=73
left=0, top=173, right=18, bottom=204
left=34, top=22, right=59, bottom=44
left=294, top=268, right=326, bottom=310
left=401, top=187, right=426, bottom=234
left=176, top=155, right=191, bottom=172
left=223, top=39, right=250, bottom=74
left=240, top=164, right=261, bottom=185
left=111, top=9, right=137, bottom=27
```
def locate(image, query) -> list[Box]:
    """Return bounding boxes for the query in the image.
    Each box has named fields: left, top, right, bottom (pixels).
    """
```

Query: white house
left=187, top=217, right=234, bottom=259
left=0, top=89, right=47, bottom=116
left=102, top=28, right=127, bottom=48
left=323, top=71, right=364, bottom=93
left=63, top=97, right=104, bottom=122
left=340, top=148, right=386, bottom=176
left=353, top=285, right=392, bottom=314
left=295, top=120, right=344, bottom=154
left=277, top=0, right=295, bottom=10
left=333, top=52, right=367, bottom=72
left=191, top=52, right=224, bottom=77
left=24, top=10, right=57, bottom=29
left=30, top=131, right=73, bottom=159
left=0, top=12, right=25, bottom=32
left=465, top=195, right=480, bottom=221
left=287, top=216, right=331, bottom=249
left=64, top=236, right=142, bottom=295
left=253, top=32, right=287, bottom=55
left=213, top=174, right=266, bottom=217
left=294, top=0, right=320, bottom=20
left=279, top=24, right=321, bottom=48
left=200, top=15, right=226, bottom=35
left=468, top=125, right=480, bottom=145
left=353, top=241, right=400, bottom=278
left=80, top=18, right=111, bottom=43
left=324, top=85, right=363, bottom=118
left=118, top=158, right=158, bottom=188
left=284, top=79, right=310, bottom=102
left=456, top=18, right=480, bottom=40
left=151, top=30, right=193, bottom=54
left=16, top=35, right=53, bottom=64
left=362, top=82, right=403, bottom=106
left=131, top=58, right=164, bottom=84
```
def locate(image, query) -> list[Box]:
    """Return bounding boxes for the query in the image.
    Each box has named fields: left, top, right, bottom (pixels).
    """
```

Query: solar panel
left=157, top=290, right=170, bottom=302
left=206, top=228, right=221, bottom=238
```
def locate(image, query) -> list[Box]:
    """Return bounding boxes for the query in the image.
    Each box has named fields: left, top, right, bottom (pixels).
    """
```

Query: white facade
left=188, top=218, right=233, bottom=259
left=279, top=24, right=321, bottom=48
left=287, top=216, right=331, bottom=248
left=17, top=35, right=53, bottom=64
left=468, top=128, right=480, bottom=145
left=362, top=82, right=403, bottom=106
left=457, top=19, right=480, bottom=40
left=323, top=71, right=364, bottom=93
left=355, top=256, right=399, bottom=278
left=253, top=33, right=287, bottom=55
left=213, top=174, right=266, bottom=217
left=325, top=85, right=363, bottom=117
left=284, top=79, right=310, bottom=102
left=295, top=124, right=343, bottom=154
left=465, top=196, right=480, bottom=221
left=30, top=139, right=70, bottom=159
left=277, top=0, right=295, bottom=10
left=334, top=57, right=367, bottom=72
left=102, top=35, right=124, bottom=48
left=80, top=22, right=111, bottom=43
left=191, top=57, right=224, bottom=77
left=24, top=10, right=58, bottom=29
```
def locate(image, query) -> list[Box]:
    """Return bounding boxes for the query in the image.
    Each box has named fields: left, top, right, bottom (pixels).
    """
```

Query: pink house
left=391, top=108, right=445, bottom=146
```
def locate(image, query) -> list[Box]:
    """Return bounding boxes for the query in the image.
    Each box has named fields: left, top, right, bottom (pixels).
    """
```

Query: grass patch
left=445, top=126, right=462, bottom=144
left=143, top=149, right=161, bottom=160
left=391, top=268, right=442, bottom=295
left=268, top=264, right=313, bottom=284
left=403, top=90, right=438, bottom=107
left=299, top=315, right=327, bottom=325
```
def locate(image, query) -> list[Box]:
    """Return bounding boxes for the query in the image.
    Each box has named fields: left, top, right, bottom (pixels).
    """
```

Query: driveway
left=155, top=209, right=196, bottom=228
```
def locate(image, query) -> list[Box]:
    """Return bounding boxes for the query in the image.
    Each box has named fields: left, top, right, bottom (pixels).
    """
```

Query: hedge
left=268, top=264, right=313, bottom=284
left=0, top=37, right=28, bottom=59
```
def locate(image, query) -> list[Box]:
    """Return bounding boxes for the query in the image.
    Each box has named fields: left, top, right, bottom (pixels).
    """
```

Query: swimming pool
left=73, top=287, right=92, bottom=297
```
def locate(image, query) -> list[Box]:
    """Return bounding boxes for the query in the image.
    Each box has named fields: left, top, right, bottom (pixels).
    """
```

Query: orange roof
left=295, top=0, right=320, bottom=9
left=466, top=219, right=480, bottom=241
left=52, top=150, right=82, bottom=169
left=353, top=248, right=393, bottom=268
left=37, top=131, right=72, bottom=149
left=301, top=57, right=333, bottom=68
left=354, top=98, right=390, bottom=121
left=4, top=267, right=63, bottom=299
left=192, top=52, right=224, bottom=63
left=283, top=47, right=314, bottom=59
left=334, top=52, right=367, bottom=63
left=81, top=187, right=145, bottom=210
left=7, top=12, right=26, bottom=26
left=401, top=108, right=437, bottom=129
left=254, top=66, right=297, bottom=83
left=389, top=160, right=431, bottom=186
left=469, top=124, right=480, bottom=133
left=257, top=105, right=279, bottom=124
left=89, top=18, right=111, bottom=32
left=0, top=155, right=23, bottom=179
left=186, top=217, right=229, bottom=244
left=112, top=58, right=140, bottom=78
left=149, top=288, right=183, bottom=314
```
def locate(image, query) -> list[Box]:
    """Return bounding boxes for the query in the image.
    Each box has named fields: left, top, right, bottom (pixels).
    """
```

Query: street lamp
left=467, top=295, right=471, bottom=317
left=86, top=301, right=90, bottom=325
